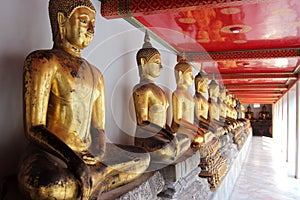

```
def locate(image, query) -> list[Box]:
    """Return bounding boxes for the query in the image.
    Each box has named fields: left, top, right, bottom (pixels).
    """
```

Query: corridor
left=229, top=136, right=300, bottom=200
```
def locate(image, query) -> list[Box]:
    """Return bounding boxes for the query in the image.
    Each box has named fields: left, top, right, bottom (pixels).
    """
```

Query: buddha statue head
left=247, top=105, right=251, bottom=112
left=231, top=95, right=237, bottom=108
left=208, top=78, right=219, bottom=99
left=262, top=105, right=267, bottom=112
left=174, top=58, right=194, bottom=88
left=49, top=0, right=96, bottom=52
left=226, top=92, right=232, bottom=106
left=136, top=31, right=162, bottom=81
left=194, top=69, right=208, bottom=94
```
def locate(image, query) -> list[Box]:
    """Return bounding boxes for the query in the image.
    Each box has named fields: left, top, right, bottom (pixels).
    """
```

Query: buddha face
left=247, top=106, right=251, bottom=112
left=183, top=69, right=194, bottom=87
left=226, top=93, right=231, bottom=105
left=232, top=98, right=236, bottom=107
left=219, top=88, right=226, bottom=101
left=196, top=77, right=208, bottom=93
left=62, top=6, right=96, bottom=50
left=208, top=84, right=219, bottom=99
left=142, top=54, right=162, bottom=78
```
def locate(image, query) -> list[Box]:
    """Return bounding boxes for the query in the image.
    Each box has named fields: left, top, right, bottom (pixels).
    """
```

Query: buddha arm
left=23, top=52, right=91, bottom=196
left=133, top=88, right=149, bottom=126
left=194, top=97, right=209, bottom=129
left=89, top=71, right=106, bottom=164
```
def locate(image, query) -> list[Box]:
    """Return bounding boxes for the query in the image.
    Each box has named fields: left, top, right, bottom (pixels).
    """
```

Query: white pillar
left=296, top=80, right=300, bottom=178
left=287, top=94, right=290, bottom=162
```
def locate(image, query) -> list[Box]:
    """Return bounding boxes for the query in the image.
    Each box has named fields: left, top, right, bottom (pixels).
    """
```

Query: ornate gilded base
left=200, top=156, right=228, bottom=190
left=198, top=138, right=220, bottom=158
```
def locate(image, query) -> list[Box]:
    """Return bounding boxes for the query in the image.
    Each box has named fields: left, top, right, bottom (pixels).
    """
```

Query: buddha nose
left=88, top=22, right=95, bottom=34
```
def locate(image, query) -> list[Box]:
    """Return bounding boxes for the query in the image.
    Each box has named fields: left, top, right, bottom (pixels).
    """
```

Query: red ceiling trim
left=212, top=73, right=297, bottom=80
left=239, top=100, right=276, bottom=104
left=226, top=84, right=288, bottom=91
left=234, top=94, right=282, bottom=98
left=185, top=48, right=300, bottom=62
left=231, top=91, right=283, bottom=95
left=239, top=97, right=279, bottom=100
left=100, top=0, right=276, bottom=19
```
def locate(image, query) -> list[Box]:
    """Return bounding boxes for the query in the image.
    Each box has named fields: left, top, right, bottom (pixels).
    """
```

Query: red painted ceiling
left=101, top=0, right=300, bottom=104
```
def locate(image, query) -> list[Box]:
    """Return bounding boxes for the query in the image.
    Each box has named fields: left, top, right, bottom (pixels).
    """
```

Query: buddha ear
left=57, top=12, right=66, bottom=40
left=57, top=12, right=66, bottom=27
left=197, top=81, right=202, bottom=91
left=178, top=71, right=182, bottom=77
left=178, top=71, right=183, bottom=84
left=140, top=58, right=146, bottom=66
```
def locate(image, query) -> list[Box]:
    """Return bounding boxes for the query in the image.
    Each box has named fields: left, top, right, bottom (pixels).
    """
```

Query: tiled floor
left=230, top=136, right=300, bottom=200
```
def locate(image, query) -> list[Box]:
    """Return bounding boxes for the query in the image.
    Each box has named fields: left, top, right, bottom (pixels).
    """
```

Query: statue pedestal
left=209, top=133, right=252, bottom=200
left=158, top=149, right=210, bottom=199
left=219, top=134, right=238, bottom=168
left=101, top=171, right=165, bottom=200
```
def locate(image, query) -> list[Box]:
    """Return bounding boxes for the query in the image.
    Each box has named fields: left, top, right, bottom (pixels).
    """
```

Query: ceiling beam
left=234, top=94, right=281, bottom=98
left=231, top=90, right=283, bottom=94
left=226, top=84, right=288, bottom=91
left=240, top=100, right=276, bottom=104
left=212, top=73, right=297, bottom=80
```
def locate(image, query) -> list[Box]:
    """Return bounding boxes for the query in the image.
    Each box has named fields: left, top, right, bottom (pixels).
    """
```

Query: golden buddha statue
left=231, top=95, right=238, bottom=119
left=218, top=85, right=227, bottom=121
left=194, top=70, right=219, bottom=140
left=218, top=85, right=232, bottom=132
left=259, top=105, right=270, bottom=120
left=207, top=78, right=227, bottom=136
left=225, top=92, right=233, bottom=118
left=240, top=104, right=246, bottom=119
left=208, top=79, right=220, bottom=121
left=171, top=58, right=205, bottom=147
left=224, top=92, right=237, bottom=128
left=18, top=1, right=150, bottom=199
left=133, top=31, right=191, bottom=164
left=245, top=105, right=254, bottom=119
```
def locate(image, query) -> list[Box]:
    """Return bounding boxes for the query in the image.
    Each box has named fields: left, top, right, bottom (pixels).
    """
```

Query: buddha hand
left=192, top=134, right=204, bottom=147
left=197, top=127, right=205, bottom=136
left=72, top=161, right=92, bottom=200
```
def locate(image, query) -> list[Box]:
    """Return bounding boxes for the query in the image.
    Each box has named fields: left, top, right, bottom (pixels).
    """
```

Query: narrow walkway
left=230, top=136, right=300, bottom=200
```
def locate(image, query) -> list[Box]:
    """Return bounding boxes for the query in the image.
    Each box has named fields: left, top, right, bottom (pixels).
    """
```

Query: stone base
left=101, top=172, right=164, bottom=200
left=219, top=134, right=238, bottom=168
left=159, top=168, right=209, bottom=200
left=157, top=148, right=210, bottom=200
left=158, top=149, right=200, bottom=182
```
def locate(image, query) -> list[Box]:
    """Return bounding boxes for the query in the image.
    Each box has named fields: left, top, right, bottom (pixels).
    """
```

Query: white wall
left=0, top=0, right=52, bottom=178
left=0, top=0, right=178, bottom=178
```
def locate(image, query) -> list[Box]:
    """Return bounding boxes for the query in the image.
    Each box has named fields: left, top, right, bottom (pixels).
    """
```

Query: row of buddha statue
left=17, top=0, right=251, bottom=199
left=245, top=105, right=271, bottom=120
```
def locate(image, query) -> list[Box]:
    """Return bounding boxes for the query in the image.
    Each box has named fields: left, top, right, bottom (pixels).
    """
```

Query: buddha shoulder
left=25, top=50, right=56, bottom=66
left=24, top=49, right=102, bottom=77
left=133, top=82, right=161, bottom=93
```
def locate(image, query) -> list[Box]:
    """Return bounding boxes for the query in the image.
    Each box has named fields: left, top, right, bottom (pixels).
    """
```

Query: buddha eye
left=80, top=19, right=87, bottom=24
